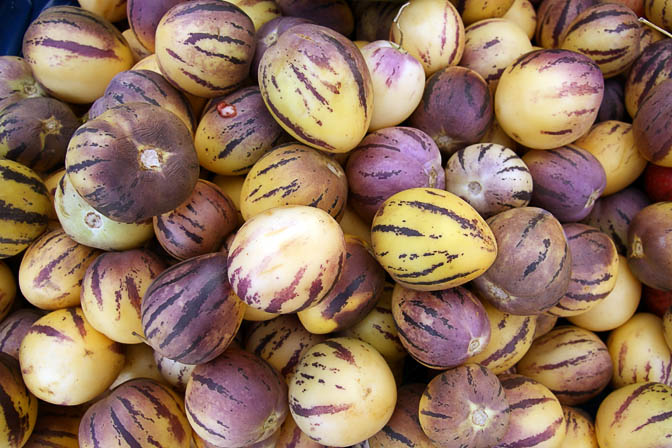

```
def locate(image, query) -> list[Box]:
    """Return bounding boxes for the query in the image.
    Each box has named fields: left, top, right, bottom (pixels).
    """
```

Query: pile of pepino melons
left=1, top=0, right=672, bottom=447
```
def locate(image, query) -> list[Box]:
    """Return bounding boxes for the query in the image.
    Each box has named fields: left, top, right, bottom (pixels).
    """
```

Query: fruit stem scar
left=471, top=408, right=488, bottom=426
left=140, top=147, right=163, bottom=170
left=468, top=181, right=482, bottom=195
left=630, top=235, right=644, bottom=258
left=85, top=212, right=102, bottom=229
left=42, top=116, right=61, bottom=134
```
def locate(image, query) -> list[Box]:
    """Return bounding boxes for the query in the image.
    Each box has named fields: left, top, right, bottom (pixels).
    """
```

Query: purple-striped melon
left=21, top=6, right=133, bottom=104
left=227, top=205, right=346, bottom=314
left=80, top=249, right=166, bottom=344
left=419, top=364, right=510, bottom=448
left=392, top=284, right=490, bottom=369
left=595, top=382, right=672, bottom=447
left=141, top=252, right=244, bottom=365
left=240, top=143, right=348, bottom=221
left=18, top=228, right=101, bottom=310
left=297, top=235, right=386, bottom=334
left=0, top=354, right=37, bottom=447
left=0, top=309, right=43, bottom=360
left=559, top=3, right=640, bottom=78
left=495, top=49, right=604, bottom=149
left=288, top=337, right=396, bottom=446
left=153, top=179, right=238, bottom=260
left=516, top=325, right=613, bottom=405
left=126, top=0, right=187, bottom=53
left=258, top=23, right=373, bottom=154
left=497, top=374, right=567, bottom=448
left=78, top=378, right=191, bottom=448
left=194, top=86, right=285, bottom=176
left=65, top=102, right=199, bottom=224
left=155, top=0, right=255, bottom=98
left=185, top=347, right=288, bottom=447
left=346, top=127, right=445, bottom=223
left=19, top=307, right=125, bottom=405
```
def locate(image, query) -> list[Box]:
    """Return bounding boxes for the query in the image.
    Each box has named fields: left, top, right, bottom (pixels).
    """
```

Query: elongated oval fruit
left=288, top=337, right=396, bottom=447
left=19, top=307, right=125, bottom=405
left=596, top=382, right=672, bottom=447
left=297, top=235, right=385, bottom=335
left=186, top=347, right=288, bottom=447
left=18, top=228, right=101, bottom=310
left=633, top=78, right=672, bottom=168
left=81, top=249, right=166, bottom=344
left=240, top=143, right=348, bottom=221
left=79, top=378, right=191, bottom=448
left=0, top=160, right=51, bottom=259
left=517, top=325, right=613, bottom=405
left=21, top=6, right=133, bottom=104
left=392, top=284, right=490, bottom=369
left=548, top=224, right=619, bottom=317
left=495, top=49, right=604, bottom=149
left=497, top=374, right=566, bottom=448
left=371, top=188, right=497, bottom=291
left=0, top=354, right=37, bottom=447
left=65, top=102, right=199, bottom=223
left=155, top=0, right=256, bottom=98
left=472, top=207, right=571, bottom=315
left=228, top=205, right=346, bottom=314
left=142, top=253, right=245, bottom=364
left=258, top=23, right=373, bottom=153
left=194, top=86, right=284, bottom=176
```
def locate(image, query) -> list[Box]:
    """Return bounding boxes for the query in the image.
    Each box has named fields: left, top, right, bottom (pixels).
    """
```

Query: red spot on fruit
left=217, top=101, right=237, bottom=118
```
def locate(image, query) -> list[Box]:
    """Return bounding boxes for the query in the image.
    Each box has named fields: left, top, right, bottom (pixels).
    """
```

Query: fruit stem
left=392, top=2, right=411, bottom=47
left=638, top=17, right=672, bottom=39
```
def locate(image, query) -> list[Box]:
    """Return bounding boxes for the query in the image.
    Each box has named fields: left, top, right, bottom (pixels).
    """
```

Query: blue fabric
left=0, top=0, right=78, bottom=56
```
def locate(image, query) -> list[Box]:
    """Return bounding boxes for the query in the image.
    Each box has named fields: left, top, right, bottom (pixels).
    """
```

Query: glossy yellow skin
left=371, top=188, right=497, bottom=291
left=19, top=229, right=100, bottom=310
left=0, top=160, right=51, bottom=259
left=289, top=337, right=397, bottom=447
left=390, top=0, right=465, bottom=76
left=607, top=313, right=672, bottom=388
left=466, top=299, right=537, bottom=373
left=342, top=286, right=407, bottom=364
left=228, top=205, right=346, bottom=314
left=0, top=262, right=16, bottom=322
left=560, top=406, right=598, bottom=448
left=645, top=0, right=672, bottom=34
left=22, top=7, right=133, bottom=103
left=54, top=174, right=154, bottom=251
left=462, top=18, right=533, bottom=91
left=559, top=4, right=640, bottom=78
left=243, top=306, right=277, bottom=322
left=226, top=0, right=281, bottom=30
left=339, top=206, right=372, bottom=246
left=0, top=354, right=37, bottom=448
left=453, top=0, right=515, bottom=25
left=19, top=307, right=125, bottom=405
left=574, top=121, right=647, bottom=195
left=78, top=0, right=127, bottom=22
left=568, top=256, right=641, bottom=332
left=259, top=25, right=373, bottom=153
left=596, top=382, right=672, bottom=447
left=502, top=0, right=537, bottom=39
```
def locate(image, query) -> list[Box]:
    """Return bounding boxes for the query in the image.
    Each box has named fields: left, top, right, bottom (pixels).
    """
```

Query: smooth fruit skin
left=644, top=164, right=672, bottom=202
